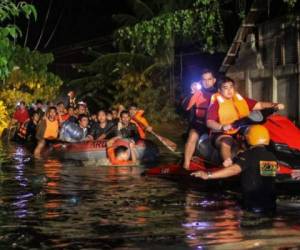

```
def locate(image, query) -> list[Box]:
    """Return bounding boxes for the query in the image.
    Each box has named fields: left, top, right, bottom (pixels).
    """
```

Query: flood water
left=1, top=129, right=300, bottom=249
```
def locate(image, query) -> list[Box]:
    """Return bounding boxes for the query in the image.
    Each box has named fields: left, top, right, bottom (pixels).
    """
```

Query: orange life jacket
left=44, top=117, right=59, bottom=140
left=186, top=90, right=212, bottom=119
left=17, top=119, right=29, bottom=139
left=131, top=110, right=149, bottom=139
left=57, top=113, right=70, bottom=124
left=107, top=139, right=134, bottom=166
left=210, top=92, right=250, bottom=134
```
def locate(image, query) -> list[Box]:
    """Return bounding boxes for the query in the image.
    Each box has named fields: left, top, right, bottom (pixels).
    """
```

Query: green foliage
left=0, top=46, right=62, bottom=115
left=0, top=100, right=9, bottom=135
left=112, top=0, right=154, bottom=27
left=283, top=0, right=298, bottom=8
left=0, top=0, right=36, bottom=80
left=69, top=52, right=177, bottom=123
left=114, top=0, right=223, bottom=57
left=70, top=0, right=224, bottom=123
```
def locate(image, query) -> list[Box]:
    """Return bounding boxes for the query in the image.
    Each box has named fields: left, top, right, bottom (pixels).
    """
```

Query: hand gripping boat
left=145, top=108, right=300, bottom=186
left=52, top=139, right=159, bottom=163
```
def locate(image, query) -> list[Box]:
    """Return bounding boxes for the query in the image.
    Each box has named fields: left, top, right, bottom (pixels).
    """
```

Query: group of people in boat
left=183, top=69, right=286, bottom=213
left=10, top=91, right=152, bottom=165
left=7, top=68, right=295, bottom=213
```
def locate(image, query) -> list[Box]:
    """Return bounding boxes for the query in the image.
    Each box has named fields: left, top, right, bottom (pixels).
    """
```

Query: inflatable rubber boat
left=52, top=139, right=159, bottom=163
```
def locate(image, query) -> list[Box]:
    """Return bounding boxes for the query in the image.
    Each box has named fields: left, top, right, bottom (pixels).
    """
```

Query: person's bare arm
left=86, top=135, right=94, bottom=140
left=97, top=134, right=106, bottom=140
left=129, top=142, right=137, bottom=163
left=253, top=102, right=284, bottom=111
left=206, top=119, right=232, bottom=132
left=191, top=164, right=242, bottom=179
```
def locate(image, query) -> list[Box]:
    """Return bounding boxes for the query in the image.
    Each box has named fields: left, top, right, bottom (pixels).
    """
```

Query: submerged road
left=0, top=124, right=300, bottom=249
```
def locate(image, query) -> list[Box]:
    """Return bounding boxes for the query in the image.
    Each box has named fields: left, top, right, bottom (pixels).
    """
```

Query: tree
left=114, top=0, right=224, bottom=61
left=0, top=46, right=62, bottom=115
left=0, top=0, right=36, bottom=80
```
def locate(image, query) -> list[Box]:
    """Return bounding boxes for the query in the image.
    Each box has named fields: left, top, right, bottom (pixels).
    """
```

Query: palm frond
left=130, top=0, right=154, bottom=20
left=112, top=14, right=138, bottom=26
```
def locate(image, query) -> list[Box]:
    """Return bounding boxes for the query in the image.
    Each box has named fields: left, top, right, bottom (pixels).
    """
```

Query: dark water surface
left=1, top=138, right=300, bottom=250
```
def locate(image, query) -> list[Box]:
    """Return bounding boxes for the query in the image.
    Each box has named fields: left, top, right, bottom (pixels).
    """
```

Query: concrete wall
left=226, top=16, right=300, bottom=123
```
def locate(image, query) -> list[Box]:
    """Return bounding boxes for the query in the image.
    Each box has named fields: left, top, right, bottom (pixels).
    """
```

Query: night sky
left=17, top=0, right=225, bottom=83
left=19, top=1, right=127, bottom=51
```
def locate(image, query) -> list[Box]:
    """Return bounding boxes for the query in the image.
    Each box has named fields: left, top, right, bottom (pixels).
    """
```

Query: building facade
left=221, top=15, right=300, bottom=123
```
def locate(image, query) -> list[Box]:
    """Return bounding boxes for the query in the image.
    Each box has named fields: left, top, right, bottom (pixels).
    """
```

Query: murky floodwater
left=1, top=130, right=300, bottom=249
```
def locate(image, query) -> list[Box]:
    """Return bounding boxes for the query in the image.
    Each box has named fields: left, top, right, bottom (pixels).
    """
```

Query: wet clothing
left=182, top=87, right=216, bottom=134
left=208, top=94, right=257, bottom=144
left=88, top=121, right=115, bottom=140
left=234, top=146, right=278, bottom=213
left=36, top=118, right=59, bottom=141
left=57, top=113, right=70, bottom=124
left=207, top=96, right=257, bottom=124
left=59, top=121, right=88, bottom=143
left=107, top=139, right=134, bottom=166
left=13, top=109, right=30, bottom=124
left=14, top=119, right=38, bottom=143
left=117, top=122, right=140, bottom=142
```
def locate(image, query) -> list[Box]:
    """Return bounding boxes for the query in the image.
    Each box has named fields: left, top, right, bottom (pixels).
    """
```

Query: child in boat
left=206, top=77, right=284, bottom=167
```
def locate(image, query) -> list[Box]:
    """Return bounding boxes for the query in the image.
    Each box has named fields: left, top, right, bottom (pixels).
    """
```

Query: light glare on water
left=0, top=141, right=300, bottom=249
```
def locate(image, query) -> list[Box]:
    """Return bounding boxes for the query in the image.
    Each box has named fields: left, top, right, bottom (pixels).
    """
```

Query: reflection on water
left=0, top=140, right=300, bottom=249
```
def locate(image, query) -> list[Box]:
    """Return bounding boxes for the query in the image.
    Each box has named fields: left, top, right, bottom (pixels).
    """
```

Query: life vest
left=211, top=92, right=250, bottom=134
left=44, top=117, right=59, bottom=140
left=57, top=113, right=70, bottom=124
left=186, top=90, right=213, bottom=120
left=17, top=119, right=30, bottom=139
left=107, top=139, right=134, bottom=166
left=131, top=110, right=149, bottom=139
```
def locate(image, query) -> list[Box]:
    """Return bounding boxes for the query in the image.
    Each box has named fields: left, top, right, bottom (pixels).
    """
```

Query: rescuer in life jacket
left=59, top=114, right=90, bottom=143
left=182, top=69, right=217, bottom=170
left=15, top=111, right=40, bottom=143
left=206, top=77, right=285, bottom=167
left=192, top=125, right=281, bottom=214
left=129, top=105, right=152, bottom=139
left=106, top=138, right=138, bottom=166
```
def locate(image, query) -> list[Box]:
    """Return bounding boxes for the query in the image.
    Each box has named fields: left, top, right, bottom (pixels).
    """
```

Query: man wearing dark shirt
left=87, top=110, right=115, bottom=140
left=192, top=125, right=279, bottom=213
left=117, top=110, right=140, bottom=142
